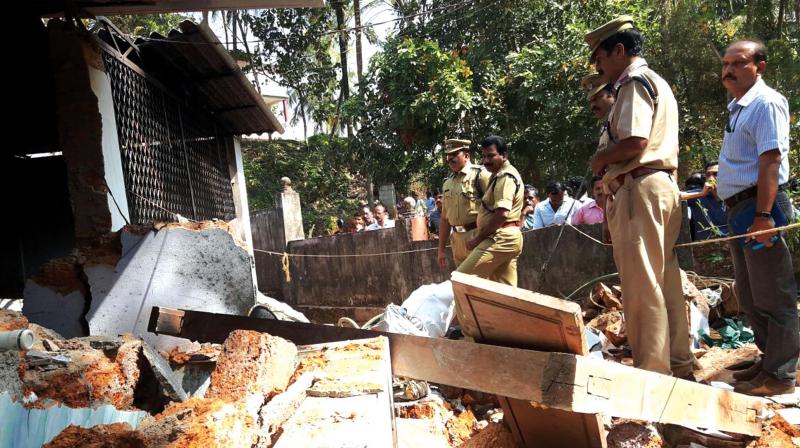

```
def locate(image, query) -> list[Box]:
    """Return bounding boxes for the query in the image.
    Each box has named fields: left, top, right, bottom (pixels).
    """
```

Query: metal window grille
left=101, top=51, right=236, bottom=224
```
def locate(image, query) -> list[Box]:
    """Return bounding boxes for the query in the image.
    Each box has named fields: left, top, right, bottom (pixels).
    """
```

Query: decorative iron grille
left=101, top=51, right=236, bottom=224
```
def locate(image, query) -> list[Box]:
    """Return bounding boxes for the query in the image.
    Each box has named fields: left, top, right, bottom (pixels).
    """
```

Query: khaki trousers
left=456, top=227, right=523, bottom=286
left=607, top=172, right=693, bottom=377
left=450, top=228, right=479, bottom=266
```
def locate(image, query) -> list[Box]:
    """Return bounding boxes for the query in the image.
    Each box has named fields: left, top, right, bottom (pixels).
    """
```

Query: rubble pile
left=3, top=283, right=799, bottom=448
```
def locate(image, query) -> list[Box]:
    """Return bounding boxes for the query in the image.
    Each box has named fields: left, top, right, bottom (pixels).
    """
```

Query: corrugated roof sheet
left=99, top=20, right=283, bottom=136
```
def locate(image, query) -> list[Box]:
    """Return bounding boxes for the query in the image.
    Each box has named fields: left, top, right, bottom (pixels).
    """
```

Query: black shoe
left=732, top=358, right=762, bottom=381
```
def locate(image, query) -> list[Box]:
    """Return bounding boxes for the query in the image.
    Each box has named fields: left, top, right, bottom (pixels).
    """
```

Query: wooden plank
left=148, top=307, right=764, bottom=436
left=452, top=271, right=606, bottom=448
left=272, top=337, right=397, bottom=447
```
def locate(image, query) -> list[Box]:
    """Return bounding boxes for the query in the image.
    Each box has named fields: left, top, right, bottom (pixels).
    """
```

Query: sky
left=206, top=6, right=398, bottom=140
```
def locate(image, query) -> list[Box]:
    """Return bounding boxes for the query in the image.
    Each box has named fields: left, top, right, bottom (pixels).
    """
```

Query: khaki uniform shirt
left=477, top=160, right=524, bottom=230
left=601, top=59, right=680, bottom=187
left=442, top=162, right=491, bottom=226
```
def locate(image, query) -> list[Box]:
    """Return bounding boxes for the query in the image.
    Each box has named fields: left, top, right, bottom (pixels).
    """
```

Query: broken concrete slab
left=140, top=341, right=187, bottom=403
left=206, top=330, right=297, bottom=401
left=85, top=226, right=256, bottom=351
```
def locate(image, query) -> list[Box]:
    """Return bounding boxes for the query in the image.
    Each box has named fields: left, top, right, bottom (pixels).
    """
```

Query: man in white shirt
left=365, top=205, right=396, bottom=230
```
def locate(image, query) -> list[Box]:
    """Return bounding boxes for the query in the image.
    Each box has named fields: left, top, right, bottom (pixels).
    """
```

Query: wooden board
left=149, top=307, right=764, bottom=436
left=272, top=337, right=397, bottom=447
left=452, top=271, right=606, bottom=448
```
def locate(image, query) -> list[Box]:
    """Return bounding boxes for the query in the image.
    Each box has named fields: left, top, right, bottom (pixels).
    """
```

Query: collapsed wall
left=23, top=222, right=256, bottom=350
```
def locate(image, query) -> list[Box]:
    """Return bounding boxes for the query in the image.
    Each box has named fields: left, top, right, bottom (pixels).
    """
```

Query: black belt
left=725, top=183, right=788, bottom=209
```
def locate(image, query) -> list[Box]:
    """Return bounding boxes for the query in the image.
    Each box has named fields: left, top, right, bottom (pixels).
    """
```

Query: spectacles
left=725, top=107, right=743, bottom=133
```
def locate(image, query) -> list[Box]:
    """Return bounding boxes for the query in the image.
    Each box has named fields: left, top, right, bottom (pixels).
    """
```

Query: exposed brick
left=206, top=330, right=297, bottom=401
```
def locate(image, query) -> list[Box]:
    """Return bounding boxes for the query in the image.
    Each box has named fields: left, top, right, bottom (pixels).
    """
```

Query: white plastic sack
left=367, top=304, right=428, bottom=336
left=689, top=301, right=710, bottom=349
left=401, top=281, right=456, bottom=338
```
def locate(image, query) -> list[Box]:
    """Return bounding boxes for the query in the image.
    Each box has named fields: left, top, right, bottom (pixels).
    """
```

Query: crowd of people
left=328, top=16, right=796, bottom=397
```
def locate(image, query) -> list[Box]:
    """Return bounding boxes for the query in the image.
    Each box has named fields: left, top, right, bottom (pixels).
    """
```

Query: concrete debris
left=458, top=422, right=520, bottom=448
left=694, top=344, right=761, bottom=383
left=141, top=342, right=188, bottom=403
left=165, top=341, right=222, bottom=365
left=43, top=422, right=144, bottom=448
left=22, top=336, right=143, bottom=410
left=136, top=397, right=259, bottom=448
left=206, top=330, right=297, bottom=401
left=587, top=310, right=627, bottom=347
left=606, top=421, right=663, bottom=448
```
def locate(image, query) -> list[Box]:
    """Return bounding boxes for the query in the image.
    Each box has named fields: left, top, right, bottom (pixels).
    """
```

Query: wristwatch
left=755, top=211, right=772, bottom=219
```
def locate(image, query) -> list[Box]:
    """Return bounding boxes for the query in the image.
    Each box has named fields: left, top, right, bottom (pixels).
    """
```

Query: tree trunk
left=776, top=0, right=786, bottom=37
left=333, top=0, right=351, bottom=137
left=237, top=15, right=261, bottom=94
left=230, top=11, right=239, bottom=51
left=354, top=0, right=364, bottom=87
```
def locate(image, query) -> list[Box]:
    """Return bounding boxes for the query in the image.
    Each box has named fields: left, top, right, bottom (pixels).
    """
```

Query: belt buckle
left=454, top=226, right=466, bottom=233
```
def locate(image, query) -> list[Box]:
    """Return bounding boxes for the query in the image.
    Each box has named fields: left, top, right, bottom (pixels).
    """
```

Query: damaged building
left=4, top=1, right=309, bottom=346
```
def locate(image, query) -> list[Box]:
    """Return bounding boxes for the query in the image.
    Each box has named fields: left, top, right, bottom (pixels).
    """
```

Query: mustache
left=723, top=75, right=736, bottom=81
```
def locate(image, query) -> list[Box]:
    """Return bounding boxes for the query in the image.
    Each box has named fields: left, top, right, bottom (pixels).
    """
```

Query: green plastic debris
left=699, top=318, right=755, bottom=349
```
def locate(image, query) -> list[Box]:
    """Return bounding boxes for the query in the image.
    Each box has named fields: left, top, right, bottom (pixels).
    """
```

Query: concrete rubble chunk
left=254, top=372, right=315, bottom=448
left=206, top=330, right=297, bottom=401
left=606, top=421, right=663, bottom=448
left=21, top=337, right=142, bottom=410
left=135, top=397, right=258, bottom=448
left=42, top=422, right=145, bottom=448
left=141, top=341, right=188, bottom=403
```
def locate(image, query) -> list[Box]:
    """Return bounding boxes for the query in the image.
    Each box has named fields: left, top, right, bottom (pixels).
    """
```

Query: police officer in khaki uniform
left=456, top=135, right=524, bottom=286
left=586, top=16, right=694, bottom=379
left=437, top=139, right=491, bottom=270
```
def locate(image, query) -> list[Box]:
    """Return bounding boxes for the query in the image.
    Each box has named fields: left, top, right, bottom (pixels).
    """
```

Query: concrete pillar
left=226, top=136, right=255, bottom=255
left=379, top=183, right=396, bottom=214
left=277, top=178, right=304, bottom=244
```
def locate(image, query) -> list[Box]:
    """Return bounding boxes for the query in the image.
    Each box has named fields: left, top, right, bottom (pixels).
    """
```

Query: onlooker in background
left=401, top=196, right=417, bottom=219
left=531, top=181, right=577, bottom=229
left=681, top=162, right=728, bottom=240
left=365, top=205, right=395, bottom=230
left=349, top=213, right=365, bottom=233
left=566, top=175, right=589, bottom=206
left=428, top=193, right=443, bottom=234
left=412, top=191, right=427, bottom=216
left=521, top=185, right=539, bottom=230
left=360, top=206, right=375, bottom=227
left=425, top=191, right=436, bottom=217
left=571, top=176, right=605, bottom=225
